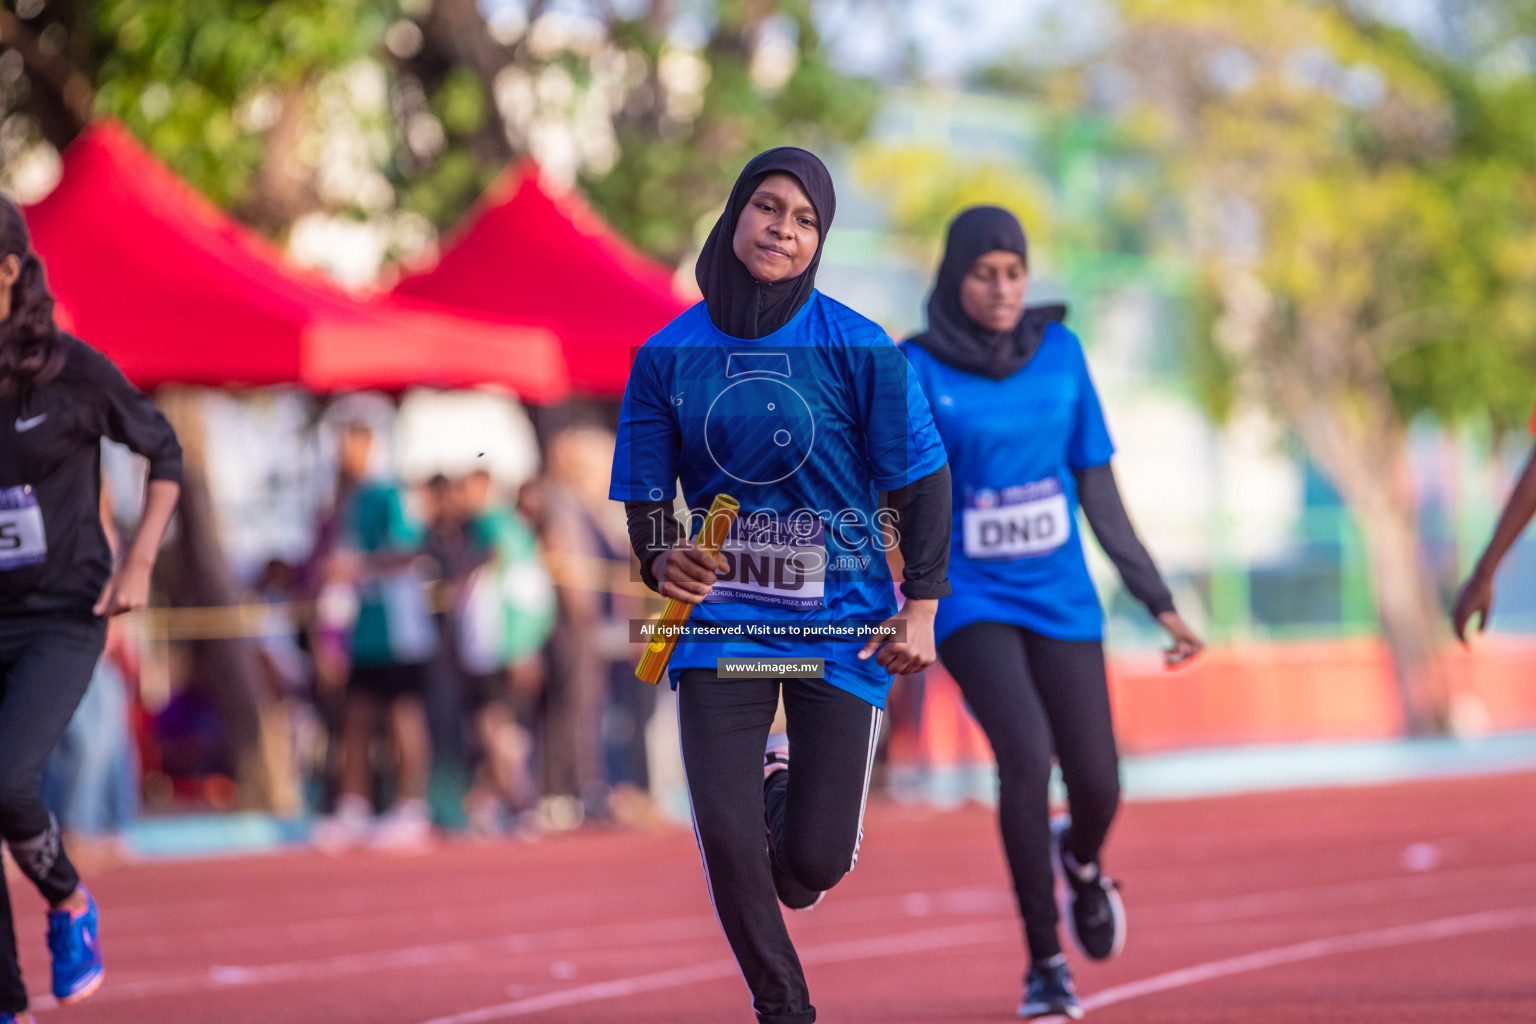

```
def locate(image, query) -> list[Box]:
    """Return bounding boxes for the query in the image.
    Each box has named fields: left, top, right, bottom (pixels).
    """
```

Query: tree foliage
left=852, top=141, right=1056, bottom=271
left=1052, top=0, right=1536, bottom=729
left=93, top=1, right=392, bottom=222
left=1, top=0, right=880, bottom=266
left=1072, top=0, right=1536, bottom=433
left=577, top=2, right=881, bottom=262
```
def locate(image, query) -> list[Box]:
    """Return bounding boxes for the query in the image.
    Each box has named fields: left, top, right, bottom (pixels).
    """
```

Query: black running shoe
left=769, top=845, right=825, bottom=910
left=1018, top=954, right=1083, bottom=1020
left=764, top=734, right=824, bottom=911
left=1052, top=815, right=1126, bottom=961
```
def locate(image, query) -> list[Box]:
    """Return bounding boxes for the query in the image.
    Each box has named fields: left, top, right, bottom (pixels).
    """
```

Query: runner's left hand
left=859, top=598, right=938, bottom=675
left=1451, top=569, right=1494, bottom=647
left=1157, top=611, right=1204, bottom=668
left=94, top=559, right=154, bottom=617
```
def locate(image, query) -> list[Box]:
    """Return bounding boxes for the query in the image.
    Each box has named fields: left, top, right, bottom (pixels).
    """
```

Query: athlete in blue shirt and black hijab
left=611, top=148, right=953, bottom=1024
left=904, top=207, right=1204, bottom=1020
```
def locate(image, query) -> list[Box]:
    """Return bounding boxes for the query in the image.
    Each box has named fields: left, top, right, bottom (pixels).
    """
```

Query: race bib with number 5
left=0, top=485, right=47, bottom=571
left=962, top=479, right=1070, bottom=560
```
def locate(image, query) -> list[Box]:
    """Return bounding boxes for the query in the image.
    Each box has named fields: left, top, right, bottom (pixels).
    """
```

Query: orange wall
left=900, top=637, right=1536, bottom=766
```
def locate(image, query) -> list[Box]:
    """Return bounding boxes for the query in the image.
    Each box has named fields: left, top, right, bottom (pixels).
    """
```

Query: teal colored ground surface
left=1119, top=729, right=1536, bottom=800
left=889, top=729, right=1536, bottom=809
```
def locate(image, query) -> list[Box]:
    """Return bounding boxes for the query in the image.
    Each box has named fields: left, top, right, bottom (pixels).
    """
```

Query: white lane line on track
left=413, top=922, right=1014, bottom=1024
left=1136, top=859, right=1536, bottom=925
left=44, top=864, right=1536, bottom=1006
left=99, top=856, right=1536, bottom=959
left=104, top=877, right=680, bottom=943
left=411, top=905, right=1536, bottom=1024
left=33, top=913, right=729, bottom=1004
left=1081, top=904, right=1536, bottom=1011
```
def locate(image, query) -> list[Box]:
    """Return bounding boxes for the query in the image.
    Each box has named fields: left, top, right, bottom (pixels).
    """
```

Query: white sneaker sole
left=1063, top=879, right=1126, bottom=961
left=57, top=965, right=104, bottom=1006
left=1017, top=1001, right=1083, bottom=1020
left=1052, top=814, right=1126, bottom=961
left=764, top=732, right=790, bottom=781
left=788, top=890, right=826, bottom=912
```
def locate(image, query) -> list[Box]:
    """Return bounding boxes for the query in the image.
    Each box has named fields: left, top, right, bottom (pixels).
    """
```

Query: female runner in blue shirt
left=904, top=207, right=1204, bottom=1020
left=611, top=148, right=953, bottom=1024
left=0, top=197, right=182, bottom=1024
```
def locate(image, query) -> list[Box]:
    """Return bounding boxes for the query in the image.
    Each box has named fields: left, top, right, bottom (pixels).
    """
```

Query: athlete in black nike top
left=0, top=196, right=181, bottom=1023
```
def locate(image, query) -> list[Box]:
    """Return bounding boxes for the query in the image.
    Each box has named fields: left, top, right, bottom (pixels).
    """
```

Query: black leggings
left=678, top=670, right=882, bottom=1024
left=0, top=613, right=103, bottom=1014
left=938, top=622, right=1120, bottom=962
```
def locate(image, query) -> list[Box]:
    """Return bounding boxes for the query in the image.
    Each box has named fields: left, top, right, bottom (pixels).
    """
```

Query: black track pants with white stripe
left=678, top=670, right=882, bottom=1024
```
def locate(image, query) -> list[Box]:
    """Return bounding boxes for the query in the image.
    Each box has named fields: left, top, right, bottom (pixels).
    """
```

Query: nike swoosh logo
left=15, top=414, right=47, bottom=432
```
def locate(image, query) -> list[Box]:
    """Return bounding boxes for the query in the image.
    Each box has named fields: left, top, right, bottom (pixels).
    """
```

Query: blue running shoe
left=47, top=887, right=103, bottom=1004
left=0, top=1013, right=36, bottom=1023
left=1018, top=954, right=1083, bottom=1020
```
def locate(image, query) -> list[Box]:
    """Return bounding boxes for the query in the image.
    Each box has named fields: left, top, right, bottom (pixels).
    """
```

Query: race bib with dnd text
left=705, top=516, right=827, bottom=610
left=962, top=479, right=1070, bottom=560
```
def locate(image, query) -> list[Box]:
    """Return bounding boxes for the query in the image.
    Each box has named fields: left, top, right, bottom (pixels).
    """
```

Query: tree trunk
left=1, top=5, right=94, bottom=149
left=156, top=389, right=301, bottom=812
left=236, top=82, right=322, bottom=238
left=410, top=0, right=517, bottom=167
left=1330, top=441, right=1450, bottom=734
left=1216, top=267, right=1452, bottom=735
left=1280, top=390, right=1450, bottom=734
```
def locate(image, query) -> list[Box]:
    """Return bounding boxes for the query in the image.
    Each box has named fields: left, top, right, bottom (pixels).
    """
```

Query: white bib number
left=963, top=480, right=1070, bottom=560
left=0, top=485, right=46, bottom=571
left=706, top=517, right=826, bottom=610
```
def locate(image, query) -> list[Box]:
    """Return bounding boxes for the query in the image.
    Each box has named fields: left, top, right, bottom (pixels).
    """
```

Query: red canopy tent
left=392, top=161, right=691, bottom=397
left=24, top=121, right=569, bottom=403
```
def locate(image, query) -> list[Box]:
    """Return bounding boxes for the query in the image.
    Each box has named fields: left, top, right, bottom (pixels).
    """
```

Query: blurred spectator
left=538, top=426, right=647, bottom=828
left=314, top=422, right=437, bottom=853
left=422, top=475, right=470, bottom=582
left=250, top=558, right=327, bottom=813
left=454, top=470, right=555, bottom=834
left=252, top=559, right=309, bottom=697
left=153, top=672, right=231, bottom=794
left=41, top=473, right=140, bottom=853
left=301, top=427, right=365, bottom=812
left=419, top=474, right=472, bottom=829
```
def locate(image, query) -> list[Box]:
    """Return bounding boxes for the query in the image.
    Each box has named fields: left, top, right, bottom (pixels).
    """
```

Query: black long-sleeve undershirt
left=1074, top=462, right=1176, bottom=618
left=881, top=462, right=951, bottom=600
left=623, top=464, right=953, bottom=602
left=624, top=499, right=683, bottom=593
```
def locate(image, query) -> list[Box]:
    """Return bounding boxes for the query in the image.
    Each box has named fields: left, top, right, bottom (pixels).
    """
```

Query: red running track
left=10, top=770, right=1535, bottom=1023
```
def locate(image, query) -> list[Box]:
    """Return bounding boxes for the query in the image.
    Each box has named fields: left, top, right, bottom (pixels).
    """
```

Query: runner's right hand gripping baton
left=636, top=493, right=739, bottom=685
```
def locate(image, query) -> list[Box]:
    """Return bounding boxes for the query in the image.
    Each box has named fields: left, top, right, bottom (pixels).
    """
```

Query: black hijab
left=908, top=206, right=1065, bottom=380
left=695, top=147, right=836, bottom=340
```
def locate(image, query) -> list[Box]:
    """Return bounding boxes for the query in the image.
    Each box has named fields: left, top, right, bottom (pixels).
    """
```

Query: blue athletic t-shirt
left=903, top=323, right=1114, bottom=644
left=610, top=293, right=948, bottom=708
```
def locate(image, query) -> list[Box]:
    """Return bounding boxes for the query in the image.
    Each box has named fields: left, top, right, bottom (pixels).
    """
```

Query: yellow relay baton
left=636, top=493, right=739, bottom=685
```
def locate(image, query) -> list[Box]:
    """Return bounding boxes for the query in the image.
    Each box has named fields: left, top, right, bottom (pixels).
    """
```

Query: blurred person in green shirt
left=454, top=469, right=555, bottom=834
left=314, top=422, right=437, bottom=853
